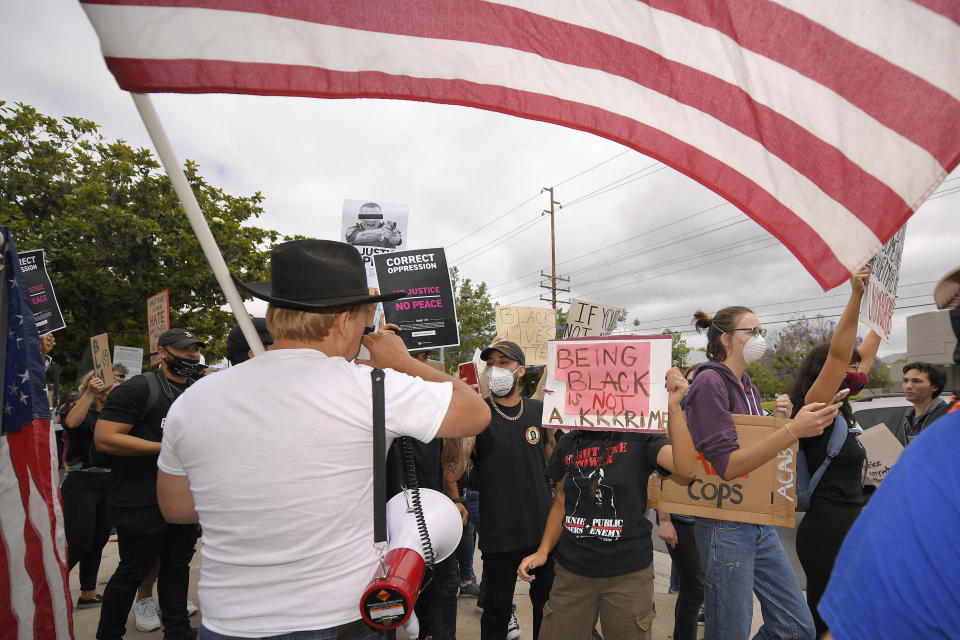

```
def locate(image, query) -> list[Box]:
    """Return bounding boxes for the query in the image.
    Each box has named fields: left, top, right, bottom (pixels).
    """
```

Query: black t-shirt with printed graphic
left=474, top=397, right=552, bottom=553
left=547, top=429, right=669, bottom=578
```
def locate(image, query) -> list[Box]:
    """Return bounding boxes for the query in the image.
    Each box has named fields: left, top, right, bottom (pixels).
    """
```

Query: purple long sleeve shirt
left=685, top=362, right=763, bottom=478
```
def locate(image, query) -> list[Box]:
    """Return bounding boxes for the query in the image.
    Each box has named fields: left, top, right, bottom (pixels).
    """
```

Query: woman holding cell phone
left=789, top=267, right=880, bottom=637
left=685, top=305, right=841, bottom=640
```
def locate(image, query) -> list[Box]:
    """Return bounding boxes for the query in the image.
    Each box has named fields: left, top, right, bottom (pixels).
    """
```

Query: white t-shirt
left=158, top=348, right=451, bottom=637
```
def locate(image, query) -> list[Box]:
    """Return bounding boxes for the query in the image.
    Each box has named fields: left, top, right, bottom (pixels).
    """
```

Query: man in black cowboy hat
left=155, top=239, right=489, bottom=639
left=94, top=328, right=206, bottom=640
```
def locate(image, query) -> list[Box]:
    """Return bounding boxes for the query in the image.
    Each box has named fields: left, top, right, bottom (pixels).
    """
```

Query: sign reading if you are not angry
left=542, top=335, right=672, bottom=432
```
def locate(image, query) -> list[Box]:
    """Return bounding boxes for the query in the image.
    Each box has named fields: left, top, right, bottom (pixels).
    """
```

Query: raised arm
left=359, top=329, right=490, bottom=438
left=656, top=367, right=696, bottom=478
left=858, top=330, right=881, bottom=375
left=805, top=267, right=869, bottom=405
left=65, top=377, right=103, bottom=428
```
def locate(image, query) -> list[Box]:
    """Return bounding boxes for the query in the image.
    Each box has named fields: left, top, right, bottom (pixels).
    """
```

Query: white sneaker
left=506, top=612, right=522, bottom=640
left=134, top=597, right=161, bottom=632
left=187, top=599, right=199, bottom=617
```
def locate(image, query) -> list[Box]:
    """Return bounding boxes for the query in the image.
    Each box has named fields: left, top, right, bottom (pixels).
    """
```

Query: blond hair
left=77, top=370, right=96, bottom=396
left=266, top=303, right=372, bottom=342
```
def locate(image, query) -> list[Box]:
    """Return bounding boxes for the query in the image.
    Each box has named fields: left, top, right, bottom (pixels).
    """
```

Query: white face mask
left=741, top=334, right=768, bottom=365
left=486, top=365, right=518, bottom=397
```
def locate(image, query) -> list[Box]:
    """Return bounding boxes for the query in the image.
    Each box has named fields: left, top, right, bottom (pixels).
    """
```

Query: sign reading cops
left=374, top=248, right=459, bottom=350
left=648, top=415, right=799, bottom=528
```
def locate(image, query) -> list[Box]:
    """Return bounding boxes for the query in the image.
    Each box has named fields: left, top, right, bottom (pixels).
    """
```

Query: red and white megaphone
left=359, top=488, right=462, bottom=634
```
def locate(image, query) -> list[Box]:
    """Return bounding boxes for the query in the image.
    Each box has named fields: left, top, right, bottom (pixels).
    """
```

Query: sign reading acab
left=648, top=415, right=799, bottom=528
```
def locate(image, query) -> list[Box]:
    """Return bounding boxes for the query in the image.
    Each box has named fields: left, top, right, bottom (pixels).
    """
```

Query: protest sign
left=860, top=226, right=906, bottom=341
left=17, top=249, right=65, bottom=333
left=648, top=415, right=798, bottom=527
left=342, top=198, right=409, bottom=288
left=374, top=248, right=459, bottom=350
left=147, top=289, right=170, bottom=366
left=562, top=299, right=622, bottom=338
left=90, top=333, right=114, bottom=387
left=542, top=335, right=671, bottom=432
left=860, top=423, right=904, bottom=486
left=113, top=345, right=144, bottom=376
left=494, top=306, right=557, bottom=366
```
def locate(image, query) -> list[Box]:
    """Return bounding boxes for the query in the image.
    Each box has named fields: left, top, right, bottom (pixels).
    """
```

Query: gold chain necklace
left=158, top=372, right=189, bottom=399
left=489, top=397, right=524, bottom=421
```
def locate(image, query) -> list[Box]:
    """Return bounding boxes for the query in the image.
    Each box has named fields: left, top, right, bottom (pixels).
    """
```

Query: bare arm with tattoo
left=442, top=436, right=476, bottom=484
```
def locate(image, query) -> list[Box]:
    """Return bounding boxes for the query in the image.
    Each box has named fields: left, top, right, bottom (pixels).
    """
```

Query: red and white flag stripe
left=0, top=420, right=73, bottom=640
left=79, top=0, right=960, bottom=289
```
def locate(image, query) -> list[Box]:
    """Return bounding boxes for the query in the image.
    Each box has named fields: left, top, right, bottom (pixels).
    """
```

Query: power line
left=552, top=150, right=633, bottom=188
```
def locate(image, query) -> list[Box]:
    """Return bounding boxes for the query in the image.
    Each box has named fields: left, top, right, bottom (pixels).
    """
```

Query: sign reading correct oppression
left=542, top=335, right=672, bottom=432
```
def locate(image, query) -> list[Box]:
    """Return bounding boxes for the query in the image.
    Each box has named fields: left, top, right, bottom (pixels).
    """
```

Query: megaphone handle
left=372, top=369, right=387, bottom=545
left=399, top=436, right=436, bottom=566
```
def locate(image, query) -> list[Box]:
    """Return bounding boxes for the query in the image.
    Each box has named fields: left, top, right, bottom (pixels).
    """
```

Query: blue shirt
left=819, top=408, right=960, bottom=639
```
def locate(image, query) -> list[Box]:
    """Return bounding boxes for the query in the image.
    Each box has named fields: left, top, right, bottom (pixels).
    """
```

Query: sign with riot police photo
left=17, top=249, right=65, bottom=333
left=342, top=198, right=409, bottom=289
left=374, top=248, right=459, bottom=350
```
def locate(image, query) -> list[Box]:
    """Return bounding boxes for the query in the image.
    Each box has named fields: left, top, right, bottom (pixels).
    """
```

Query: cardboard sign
left=860, top=226, right=906, bottom=341
left=860, top=422, right=904, bottom=486
left=374, top=248, right=459, bottom=350
left=648, top=415, right=798, bottom=528
left=341, top=198, right=409, bottom=289
left=18, top=249, right=65, bottom=333
left=542, top=335, right=672, bottom=432
left=113, top=345, right=144, bottom=376
left=494, top=305, right=557, bottom=366
left=90, top=333, right=114, bottom=387
left=562, top=299, right=623, bottom=338
left=146, top=289, right=170, bottom=367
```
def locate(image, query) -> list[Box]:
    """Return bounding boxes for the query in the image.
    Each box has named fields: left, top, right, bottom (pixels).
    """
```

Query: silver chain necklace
left=489, top=397, right=524, bottom=421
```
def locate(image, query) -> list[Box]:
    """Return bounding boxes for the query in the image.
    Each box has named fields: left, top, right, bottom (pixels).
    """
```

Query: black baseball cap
left=226, top=318, right=274, bottom=365
left=480, top=341, right=525, bottom=366
left=157, top=328, right=206, bottom=350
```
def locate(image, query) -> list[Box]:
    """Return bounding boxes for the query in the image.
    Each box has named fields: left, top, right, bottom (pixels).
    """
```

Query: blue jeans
left=456, top=489, right=478, bottom=583
left=694, top=518, right=814, bottom=640
left=198, top=624, right=384, bottom=640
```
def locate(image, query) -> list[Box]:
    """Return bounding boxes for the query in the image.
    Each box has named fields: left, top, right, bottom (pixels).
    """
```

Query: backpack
left=88, top=371, right=164, bottom=465
left=795, top=413, right=855, bottom=511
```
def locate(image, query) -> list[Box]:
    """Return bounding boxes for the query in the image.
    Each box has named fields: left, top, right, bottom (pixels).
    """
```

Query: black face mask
left=163, top=353, right=203, bottom=378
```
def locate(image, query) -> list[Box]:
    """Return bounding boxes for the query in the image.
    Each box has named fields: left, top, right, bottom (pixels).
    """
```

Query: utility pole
left=539, top=187, right=569, bottom=309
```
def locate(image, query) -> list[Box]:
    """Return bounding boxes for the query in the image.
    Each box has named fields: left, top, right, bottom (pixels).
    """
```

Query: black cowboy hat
left=233, top=239, right=407, bottom=309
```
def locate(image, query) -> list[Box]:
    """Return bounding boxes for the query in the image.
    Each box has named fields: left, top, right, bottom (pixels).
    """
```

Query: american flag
left=0, top=228, right=73, bottom=640
left=79, top=1, right=960, bottom=290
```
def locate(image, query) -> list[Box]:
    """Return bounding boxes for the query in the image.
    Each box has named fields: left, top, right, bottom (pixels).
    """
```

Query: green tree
left=1, top=102, right=280, bottom=391
left=441, top=267, right=497, bottom=373
left=747, top=361, right=782, bottom=397
left=662, top=328, right=692, bottom=368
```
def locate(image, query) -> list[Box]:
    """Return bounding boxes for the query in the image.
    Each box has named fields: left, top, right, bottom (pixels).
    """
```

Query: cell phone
left=831, top=388, right=851, bottom=403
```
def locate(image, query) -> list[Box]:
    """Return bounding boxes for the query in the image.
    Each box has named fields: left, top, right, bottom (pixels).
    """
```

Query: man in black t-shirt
left=472, top=341, right=555, bottom=640
left=93, top=328, right=206, bottom=640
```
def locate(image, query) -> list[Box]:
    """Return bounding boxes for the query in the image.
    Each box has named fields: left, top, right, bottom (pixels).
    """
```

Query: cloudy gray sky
left=3, top=0, right=958, bottom=360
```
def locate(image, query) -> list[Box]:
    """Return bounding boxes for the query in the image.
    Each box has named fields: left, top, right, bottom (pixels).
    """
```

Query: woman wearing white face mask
left=685, top=307, right=841, bottom=640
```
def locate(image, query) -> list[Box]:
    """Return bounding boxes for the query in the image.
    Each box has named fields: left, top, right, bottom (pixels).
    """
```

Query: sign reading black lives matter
left=17, top=249, right=65, bottom=333
left=374, top=248, right=459, bottom=350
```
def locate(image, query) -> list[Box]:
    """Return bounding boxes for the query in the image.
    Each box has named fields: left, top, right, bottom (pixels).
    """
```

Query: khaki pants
left=539, top=563, right=656, bottom=640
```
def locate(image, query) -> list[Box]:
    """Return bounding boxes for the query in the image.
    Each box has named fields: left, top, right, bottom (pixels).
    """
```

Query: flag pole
left=129, top=93, right=264, bottom=358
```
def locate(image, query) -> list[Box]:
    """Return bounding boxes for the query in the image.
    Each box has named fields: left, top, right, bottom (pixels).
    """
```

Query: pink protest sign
left=554, top=341, right=651, bottom=415
left=543, top=335, right=672, bottom=433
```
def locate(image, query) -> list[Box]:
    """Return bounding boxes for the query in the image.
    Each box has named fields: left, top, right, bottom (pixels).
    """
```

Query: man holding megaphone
left=156, top=239, right=489, bottom=640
